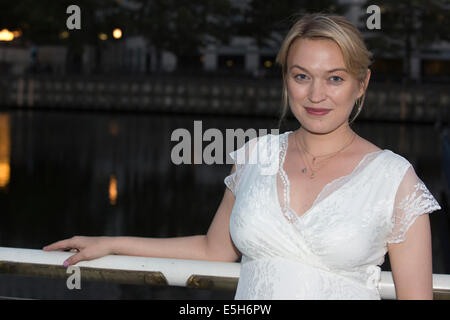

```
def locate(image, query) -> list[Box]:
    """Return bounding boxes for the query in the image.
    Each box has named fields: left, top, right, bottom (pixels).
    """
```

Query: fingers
left=42, top=236, right=83, bottom=252
left=43, top=236, right=102, bottom=267
left=42, top=238, right=80, bottom=267
left=63, top=248, right=98, bottom=266
left=63, top=252, right=84, bottom=267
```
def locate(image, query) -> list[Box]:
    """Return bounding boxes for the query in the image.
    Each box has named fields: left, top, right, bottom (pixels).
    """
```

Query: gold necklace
left=294, top=131, right=356, bottom=179
left=301, top=131, right=356, bottom=165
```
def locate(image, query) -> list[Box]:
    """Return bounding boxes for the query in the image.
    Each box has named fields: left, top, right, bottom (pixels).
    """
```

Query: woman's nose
left=308, top=80, right=326, bottom=103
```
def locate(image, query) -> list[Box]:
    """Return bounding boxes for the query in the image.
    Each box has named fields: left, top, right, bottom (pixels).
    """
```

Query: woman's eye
left=329, top=76, right=344, bottom=82
left=294, top=74, right=308, bottom=80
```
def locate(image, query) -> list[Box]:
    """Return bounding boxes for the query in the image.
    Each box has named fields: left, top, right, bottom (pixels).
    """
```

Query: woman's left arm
left=387, top=214, right=433, bottom=300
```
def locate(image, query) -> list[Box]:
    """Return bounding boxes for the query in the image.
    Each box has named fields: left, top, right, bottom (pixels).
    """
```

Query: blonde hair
left=275, top=13, right=373, bottom=129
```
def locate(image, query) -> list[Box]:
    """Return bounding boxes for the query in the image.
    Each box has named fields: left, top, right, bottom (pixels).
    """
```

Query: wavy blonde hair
left=276, top=13, right=372, bottom=129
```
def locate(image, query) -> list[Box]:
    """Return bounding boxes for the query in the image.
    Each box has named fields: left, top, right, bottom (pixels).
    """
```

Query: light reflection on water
left=0, top=109, right=448, bottom=299
left=0, top=113, right=10, bottom=191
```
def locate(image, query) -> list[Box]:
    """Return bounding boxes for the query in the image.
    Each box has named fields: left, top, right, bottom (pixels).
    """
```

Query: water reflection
left=0, top=113, right=10, bottom=191
left=0, top=109, right=448, bottom=299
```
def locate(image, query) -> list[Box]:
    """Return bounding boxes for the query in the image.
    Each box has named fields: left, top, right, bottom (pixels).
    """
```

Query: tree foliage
left=360, top=0, right=450, bottom=81
left=236, top=0, right=348, bottom=48
left=1, top=0, right=125, bottom=46
left=126, top=0, right=237, bottom=57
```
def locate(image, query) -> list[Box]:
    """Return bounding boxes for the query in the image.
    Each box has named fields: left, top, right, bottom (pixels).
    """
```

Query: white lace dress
left=224, top=131, right=442, bottom=300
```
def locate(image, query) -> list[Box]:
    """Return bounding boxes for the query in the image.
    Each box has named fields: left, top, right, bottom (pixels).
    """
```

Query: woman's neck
left=295, top=124, right=356, bottom=157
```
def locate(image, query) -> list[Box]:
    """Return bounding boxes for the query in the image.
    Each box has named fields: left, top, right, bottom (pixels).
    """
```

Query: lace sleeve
left=386, top=165, right=442, bottom=244
left=224, top=136, right=259, bottom=197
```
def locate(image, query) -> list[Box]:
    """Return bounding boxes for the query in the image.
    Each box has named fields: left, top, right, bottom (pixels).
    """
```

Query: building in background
left=0, top=0, right=449, bottom=82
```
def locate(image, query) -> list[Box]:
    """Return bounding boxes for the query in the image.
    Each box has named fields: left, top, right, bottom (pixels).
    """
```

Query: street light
left=59, top=31, right=69, bottom=39
left=98, top=33, right=108, bottom=41
left=12, top=31, right=22, bottom=39
left=0, top=29, right=14, bottom=42
left=0, top=29, right=16, bottom=67
left=112, top=28, right=122, bottom=40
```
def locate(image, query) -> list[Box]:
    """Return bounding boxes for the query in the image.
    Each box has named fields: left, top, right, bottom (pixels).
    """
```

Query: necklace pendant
left=310, top=172, right=315, bottom=179
left=301, top=167, right=307, bottom=174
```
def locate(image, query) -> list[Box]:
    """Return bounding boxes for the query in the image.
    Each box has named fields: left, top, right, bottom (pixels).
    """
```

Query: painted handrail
left=0, top=247, right=240, bottom=291
left=0, top=247, right=449, bottom=299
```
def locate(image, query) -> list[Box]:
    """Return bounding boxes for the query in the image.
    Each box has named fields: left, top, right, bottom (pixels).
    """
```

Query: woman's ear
left=358, top=68, right=371, bottom=99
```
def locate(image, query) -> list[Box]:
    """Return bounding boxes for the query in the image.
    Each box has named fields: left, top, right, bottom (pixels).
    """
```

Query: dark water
left=0, top=109, right=448, bottom=299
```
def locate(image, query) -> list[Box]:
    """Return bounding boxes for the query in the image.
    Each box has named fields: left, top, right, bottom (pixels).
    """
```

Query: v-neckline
left=276, top=131, right=386, bottom=224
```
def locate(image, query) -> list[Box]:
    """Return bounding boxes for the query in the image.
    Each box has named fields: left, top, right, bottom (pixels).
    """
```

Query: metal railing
left=0, top=75, right=448, bottom=123
left=0, top=246, right=449, bottom=300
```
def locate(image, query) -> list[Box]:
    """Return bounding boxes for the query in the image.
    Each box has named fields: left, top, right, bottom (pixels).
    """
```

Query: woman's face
left=286, top=38, right=369, bottom=134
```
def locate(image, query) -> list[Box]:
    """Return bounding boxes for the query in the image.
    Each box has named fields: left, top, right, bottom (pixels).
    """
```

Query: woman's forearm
left=109, top=235, right=209, bottom=261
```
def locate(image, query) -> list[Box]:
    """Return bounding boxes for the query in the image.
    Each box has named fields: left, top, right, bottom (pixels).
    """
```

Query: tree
left=126, top=0, right=238, bottom=71
left=0, top=0, right=128, bottom=74
left=236, top=0, right=348, bottom=49
left=360, top=0, right=450, bottom=83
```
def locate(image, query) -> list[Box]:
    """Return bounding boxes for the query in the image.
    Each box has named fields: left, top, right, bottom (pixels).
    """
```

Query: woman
left=44, top=13, right=442, bottom=299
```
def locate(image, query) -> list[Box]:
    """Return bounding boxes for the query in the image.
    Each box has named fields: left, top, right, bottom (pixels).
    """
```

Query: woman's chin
left=297, top=118, right=347, bottom=135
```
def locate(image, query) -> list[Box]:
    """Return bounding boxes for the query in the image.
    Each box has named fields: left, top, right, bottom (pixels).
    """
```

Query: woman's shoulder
left=353, top=135, right=382, bottom=154
left=354, top=136, right=411, bottom=170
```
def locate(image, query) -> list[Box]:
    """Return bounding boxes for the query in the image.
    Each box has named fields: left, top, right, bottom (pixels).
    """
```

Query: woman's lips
left=304, top=107, right=331, bottom=116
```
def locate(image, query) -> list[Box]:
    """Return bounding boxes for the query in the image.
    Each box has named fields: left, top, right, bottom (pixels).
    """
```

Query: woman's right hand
left=43, top=236, right=113, bottom=267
